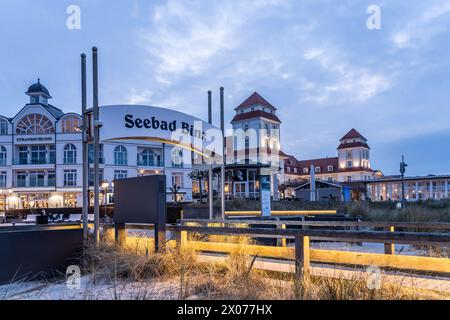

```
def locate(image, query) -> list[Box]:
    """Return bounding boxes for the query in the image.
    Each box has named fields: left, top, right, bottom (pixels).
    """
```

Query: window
left=327, top=177, right=333, bottom=182
left=172, top=172, right=183, bottom=188
left=88, top=168, right=104, bottom=186
left=303, top=168, right=309, bottom=174
left=88, top=143, right=104, bottom=164
left=138, top=148, right=157, bottom=166
left=114, top=145, right=128, bottom=166
left=30, top=146, right=46, bottom=164
left=172, top=148, right=183, bottom=168
left=0, top=119, right=8, bottom=135
left=64, top=169, right=77, bottom=187
left=29, top=171, right=45, bottom=187
left=347, top=176, right=352, bottom=182
left=293, top=168, right=297, bottom=173
left=62, top=116, right=81, bottom=133
left=16, top=113, right=54, bottom=134
left=328, top=165, right=334, bottom=172
left=18, top=146, right=27, bottom=164
left=16, top=171, right=26, bottom=187
left=286, top=167, right=291, bottom=173
left=114, top=170, right=128, bottom=180
left=64, top=144, right=77, bottom=164
left=347, top=161, right=353, bottom=168
left=0, top=171, right=6, bottom=188
left=315, top=167, right=321, bottom=173
left=48, top=171, right=56, bottom=186
left=0, top=146, right=6, bottom=166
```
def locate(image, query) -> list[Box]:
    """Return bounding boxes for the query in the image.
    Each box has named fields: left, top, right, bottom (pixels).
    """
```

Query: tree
left=188, top=170, right=209, bottom=203
left=170, top=184, right=181, bottom=204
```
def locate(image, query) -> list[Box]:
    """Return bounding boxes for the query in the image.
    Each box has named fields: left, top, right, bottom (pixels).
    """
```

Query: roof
left=231, top=110, right=281, bottom=123
left=340, top=128, right=367, bottom=141
left=295, top=157, right=339, bottom=170
left=26, top=79, right=52, bottom=99
left=337, top=142, right=371, bottom=150
left=235, top=92, right=276, bottom=111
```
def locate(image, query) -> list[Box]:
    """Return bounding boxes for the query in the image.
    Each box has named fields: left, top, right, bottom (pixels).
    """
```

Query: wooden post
left=114, top=223, right=126, bottom=245
left=176, top=230, right=188, bottom=249
left=295, top=234, right=310, bottom=280
left=277, top=223, right=287, bottom=247
left=384, top=226, right=395, bottom=255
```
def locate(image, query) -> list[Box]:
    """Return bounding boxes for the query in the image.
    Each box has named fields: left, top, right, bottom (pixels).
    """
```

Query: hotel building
left=283, top=128, right=380, bottom=185
left=0, top=80, right=193, bottom=210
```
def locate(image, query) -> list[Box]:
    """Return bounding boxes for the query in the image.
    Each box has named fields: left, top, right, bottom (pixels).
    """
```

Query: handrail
left=225, top=210, right=337, bottom=216
left=0, top=223, right=82, bottom=233
left=177, top=225, right=450, bottom=246
left=179, top=219, right=450, bottom=230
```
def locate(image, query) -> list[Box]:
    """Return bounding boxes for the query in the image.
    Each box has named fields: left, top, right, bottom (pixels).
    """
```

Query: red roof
left=235, top=92, right=276, bottom=111
left=337, top=142, right=371, bottom=150
left=340, top=128, right=367, bottom=141
left=231, top=110, right=281, bottom=123
left=295, top=157, right=339, bottom=171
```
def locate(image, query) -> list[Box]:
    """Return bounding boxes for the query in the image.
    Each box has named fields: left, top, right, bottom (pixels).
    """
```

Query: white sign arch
left=97, top=105, right=223, bottom=161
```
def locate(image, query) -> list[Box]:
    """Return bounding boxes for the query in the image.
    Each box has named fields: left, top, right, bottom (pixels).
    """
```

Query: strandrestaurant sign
left=98, top=105, right=222, bottom=159
left=15, top=135, right=54, bottom=145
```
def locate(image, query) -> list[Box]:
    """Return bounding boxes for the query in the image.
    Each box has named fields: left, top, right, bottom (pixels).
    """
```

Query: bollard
left=384, top=226, right=395, bottom=255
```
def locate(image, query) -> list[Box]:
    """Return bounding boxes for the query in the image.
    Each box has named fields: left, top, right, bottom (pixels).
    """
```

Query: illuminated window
left=16, top=113, right=54, bottom=134
left=62, top=116, right=81, bottom=133
left=172, top=172, right=183, bottom=188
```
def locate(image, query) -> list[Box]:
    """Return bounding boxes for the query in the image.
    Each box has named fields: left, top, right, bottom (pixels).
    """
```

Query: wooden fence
left=112, top=219, right=450, bottom=279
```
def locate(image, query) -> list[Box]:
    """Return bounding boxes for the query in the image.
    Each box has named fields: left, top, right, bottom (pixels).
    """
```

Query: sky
left=0, top=0, right=449, bottom=176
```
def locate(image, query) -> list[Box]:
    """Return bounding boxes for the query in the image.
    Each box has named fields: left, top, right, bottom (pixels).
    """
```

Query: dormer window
left=303, top=168, right=309, bottom=174
left=327, top=165, right=334, bottom=172
left=315, top=167, right=321, bottom=173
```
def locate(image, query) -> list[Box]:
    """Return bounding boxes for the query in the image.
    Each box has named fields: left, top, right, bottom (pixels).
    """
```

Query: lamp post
left=400, top=155, right=408, bottom=209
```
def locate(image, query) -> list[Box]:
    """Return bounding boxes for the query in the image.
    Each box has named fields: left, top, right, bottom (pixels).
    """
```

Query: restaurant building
left=0, top=80, right=193, bottom=210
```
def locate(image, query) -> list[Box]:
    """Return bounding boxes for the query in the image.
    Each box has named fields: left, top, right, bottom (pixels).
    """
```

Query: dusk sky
left=1, top=0, right=449, bottom=176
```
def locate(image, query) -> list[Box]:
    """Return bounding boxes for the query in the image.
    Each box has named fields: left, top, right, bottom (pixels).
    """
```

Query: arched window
left=16, top=113, right=54, bottom=134
left=0, top=119, right=8, bottom=135
left=0, top=146, right=6, bottom=166
left=62, top=116, right=81, bottom=133
left=139, top=148, right=155, bottom=166
left=64, top=144, right=77, bottom=164
left=114, top=146, right=127, bottom=166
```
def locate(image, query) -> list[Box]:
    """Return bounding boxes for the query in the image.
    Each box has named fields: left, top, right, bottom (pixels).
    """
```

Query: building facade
left=283, top=128, right=380, bottom=185
left=224, top=92, right=282, bottom=200
left=0, top=81, right=192, bottom=210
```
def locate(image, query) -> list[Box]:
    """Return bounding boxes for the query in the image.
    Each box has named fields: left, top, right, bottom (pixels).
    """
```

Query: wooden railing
left=107, top=220, right=450, bottom=279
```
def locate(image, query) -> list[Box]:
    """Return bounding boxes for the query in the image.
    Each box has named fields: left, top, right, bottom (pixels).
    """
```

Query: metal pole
left=401, top=155, right=406, bottom=210
left=81, top=53, right=88, bottom=241
left=92, top=47, right=100, bottom=244
left=208, top=91, right=213, bottom=220
left=220, top=87, right=225, bottom=220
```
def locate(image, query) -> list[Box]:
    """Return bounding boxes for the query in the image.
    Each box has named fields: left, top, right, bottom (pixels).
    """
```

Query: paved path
left=199, top=254, right=450, bottom=294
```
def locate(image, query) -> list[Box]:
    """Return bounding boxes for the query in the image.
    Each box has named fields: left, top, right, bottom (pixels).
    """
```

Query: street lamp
left=101, top=180, right=109, bottom=218
left=400, top=155, right=408, bottom=209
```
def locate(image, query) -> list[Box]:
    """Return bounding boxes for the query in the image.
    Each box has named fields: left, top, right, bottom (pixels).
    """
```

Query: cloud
left=390, top=0, right=450, bottom=49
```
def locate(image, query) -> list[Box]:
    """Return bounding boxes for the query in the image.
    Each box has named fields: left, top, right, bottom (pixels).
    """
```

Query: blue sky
left=0, top=0, right=449, bottom=176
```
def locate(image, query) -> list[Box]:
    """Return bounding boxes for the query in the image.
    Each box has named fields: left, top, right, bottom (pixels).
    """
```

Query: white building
left=0, top=80, right=192, bottom=210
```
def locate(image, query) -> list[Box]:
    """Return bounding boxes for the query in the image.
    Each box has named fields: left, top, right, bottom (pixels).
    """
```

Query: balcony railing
left=13, top=179, right=56, bottom=188
left=137, top=160, right=163, bottom=167
left=13, top=159, right=56, bottom=165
